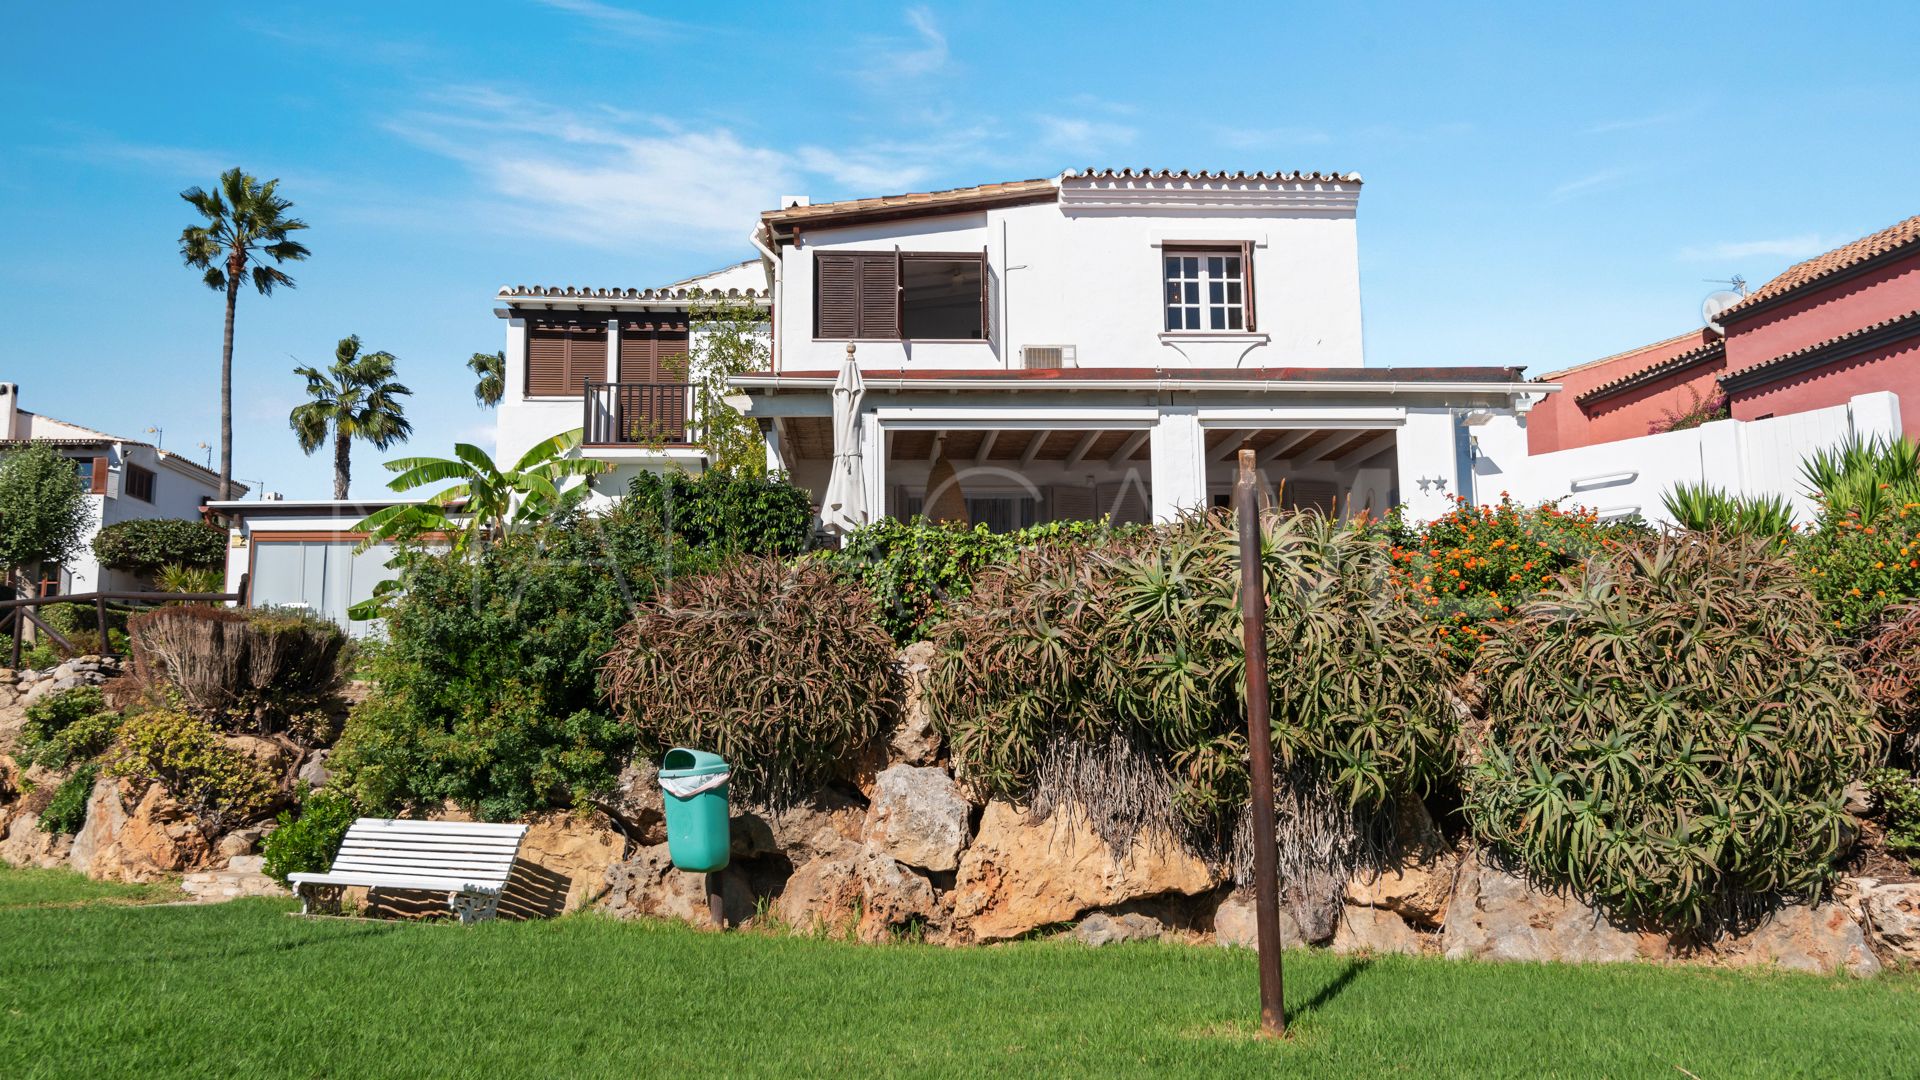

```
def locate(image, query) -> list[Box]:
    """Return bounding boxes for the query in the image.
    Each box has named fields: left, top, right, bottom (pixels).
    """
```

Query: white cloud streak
left=1677, top=234, right=1840, bottom=262
left=531, top=0, right=685, bottom=39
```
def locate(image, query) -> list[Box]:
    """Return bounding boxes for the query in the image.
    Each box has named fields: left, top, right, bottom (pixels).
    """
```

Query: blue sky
left=4, top=1, right=1917, bottom=499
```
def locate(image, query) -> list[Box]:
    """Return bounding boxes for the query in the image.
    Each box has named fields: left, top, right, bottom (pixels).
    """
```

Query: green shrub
left=90, top=518, right=227, bottom=574
left=827, top=517, right=1128, bottom=643
left=126, top=605, right=346, bottom=732
left=1467, top=533, right=1882, bottom=931
left=109, top=703, right=275, bottom=829
left=330, top=522, right=644, bottom=821
left=157, top=563, right=225, bottom=595
left=602, top=556, right=899, bottom=804
left=1856, top=603, right=1920, bottom=763
left=261, top=784, right=359, bottom=885
left=39, top=764, right=98, bottom=835
left=622, top=469, right=814, bottom=576
left=1795, top=436, right=1920, bottom=631
left=1864, top=769, right=1920, bottom=871
left=928, top=511, right=1454, bottom=829
left=1661, top=481, right=1797, bottom=538
left=1382, top=494, right=1640, bottom=666
left=17, top=686, right=123, bottom=770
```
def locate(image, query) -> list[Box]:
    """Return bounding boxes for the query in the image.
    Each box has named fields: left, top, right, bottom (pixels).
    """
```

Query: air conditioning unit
left=1019, top=344, right=1076, bottom=370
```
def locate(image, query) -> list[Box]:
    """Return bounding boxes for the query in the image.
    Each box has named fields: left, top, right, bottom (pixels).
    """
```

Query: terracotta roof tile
left=1574, top=338, right=1726, bottom=406
left=498, top=284, right=765, bottom=301
left=761, top=178, right=1057, bottom=227
left=1071, top=168, right=1362, bottom=183
left=1716, top=214, right=1920, bottom=321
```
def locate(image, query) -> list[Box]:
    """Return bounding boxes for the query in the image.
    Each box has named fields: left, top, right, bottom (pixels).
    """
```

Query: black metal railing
left=584, top=381, right=698, bottom=446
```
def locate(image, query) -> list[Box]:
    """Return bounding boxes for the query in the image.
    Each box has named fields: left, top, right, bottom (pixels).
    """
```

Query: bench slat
left=290, top=871, right=503, bottom=891
left=335, top=842, right=524, bottom=859
left=330, top=857, right=516, bottom=876
left=343, top=820, right=528, bottom=839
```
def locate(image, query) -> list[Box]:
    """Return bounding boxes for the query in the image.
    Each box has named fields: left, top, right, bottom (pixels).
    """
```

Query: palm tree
left=289, top=336, right=415, bottom=499
left=354, top=430, right=611, bottom=555
left=179, top=168, right=311, bottom=500
left=468, top=350, right=505, bottom=407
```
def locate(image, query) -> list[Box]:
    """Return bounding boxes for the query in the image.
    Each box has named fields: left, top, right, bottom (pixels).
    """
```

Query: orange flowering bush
left=1381, top=493, right=1641, bottom=664
left=1796, top=498, right=1920, bottom=634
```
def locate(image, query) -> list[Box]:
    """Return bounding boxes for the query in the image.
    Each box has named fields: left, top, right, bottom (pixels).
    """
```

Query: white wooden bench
left=288, top=818, right=529, bottom=924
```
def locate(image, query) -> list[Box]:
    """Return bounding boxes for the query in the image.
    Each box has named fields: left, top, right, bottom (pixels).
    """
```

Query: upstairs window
left=815, top=250, right=987, bottom=341
left=125, top=463, right=155, bottom=503
left=1163, top=244, right=1256, bottom=332
left=525, top=315, right=608, bottom=397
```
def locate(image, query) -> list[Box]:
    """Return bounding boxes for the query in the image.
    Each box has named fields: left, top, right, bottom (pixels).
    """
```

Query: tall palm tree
left=290, top=336, right=415, bottom=499
left=468, top=350, right=505, bottom=406
left=179, top=168, right=311, bottom=500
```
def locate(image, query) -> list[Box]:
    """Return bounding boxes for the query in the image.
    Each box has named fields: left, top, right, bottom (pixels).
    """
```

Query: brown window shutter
left=565, top=319, right=606, bottom=394
left=1240, top=240, right=1257, bottom=332
left=618, top=316, right=691, bottom=382
left=526, top=325, right=569, bottom=396
left=90, top=456, right=108, bottom=494
left=815, top=255, right=859, bottom=338
left=859, top=253, right=900, bottom=339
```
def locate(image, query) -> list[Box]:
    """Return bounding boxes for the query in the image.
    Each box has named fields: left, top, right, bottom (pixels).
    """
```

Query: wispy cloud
left=1035, top=115, right=1137, bottom=157
left=1677, top=234, right=1840, bottom=262
left=58, top=138, right=235, bottom=178
left=1550, top=167, right=1631, bottom=201
left=531, top=0, right=687, bottom=40
left=859, top=6, right=952, bottom=84
left=387, top=86, right=983, bottom=250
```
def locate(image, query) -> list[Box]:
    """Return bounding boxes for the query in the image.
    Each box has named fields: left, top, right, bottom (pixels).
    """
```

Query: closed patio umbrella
left=822, top=344, right=867, bottom=534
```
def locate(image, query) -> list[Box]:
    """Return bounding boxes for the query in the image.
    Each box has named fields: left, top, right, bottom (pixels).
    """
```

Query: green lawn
left=0, top=879, right=1912, bottom=1079
left=0, top=865, right=181, bottom=910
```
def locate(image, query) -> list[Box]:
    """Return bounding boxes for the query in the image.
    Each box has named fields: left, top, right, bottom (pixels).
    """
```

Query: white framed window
left=1162, top=247, right=1253, bottom=332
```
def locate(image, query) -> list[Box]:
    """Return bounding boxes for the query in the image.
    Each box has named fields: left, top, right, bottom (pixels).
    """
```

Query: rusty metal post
left=706, top=872, right=726, bottom=930
left=1235, top=445, right=1286, bottom=1037
left=95, top=596, right=112, bottom=661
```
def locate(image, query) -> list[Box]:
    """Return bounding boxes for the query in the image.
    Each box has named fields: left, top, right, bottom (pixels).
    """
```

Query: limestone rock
left=514, top=809, right=629, bottom=913
left=79, top=782, right=214, bottom=883
left=1441, top=855, right=1661, bottom=964
left=1075, top=911, right=1164, bottom=947
left=0, top=809, right=72, bottom=868
left=599, top=842, right=756, bottom=928
left=181, top=864, right=284, bottom=902
left=863, top=764, right=969, bottom=872
left=296, top=749, right=331, bottom=791
left=774, top=855, right=862, bottom=931
left=1332, top=906, right=1425, bottom=955
left=218, top=827, right=266, bottom=861
left=952, top=801, right=1220, bottom=943
left=855, top=850, right=942, bottom=942
left=595, top=760, right=666, bottom=844
left=731, top=789, right=866, bottom=864
left=1346, top=856, right=1459, bottom=928
left=889, top=641, right=943, bottom=767
left=1713, top=903, right=1882, bottom=977
left=1212, top=887, right=1333, bottom=949
left=1862, top=881, right=1920, bottom=963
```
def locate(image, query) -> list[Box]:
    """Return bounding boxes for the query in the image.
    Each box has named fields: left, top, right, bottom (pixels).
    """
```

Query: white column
left=503, top=317, right=528, bottom=403
left=1395, top=409, right=1459, bottom=522
left=606, top=317, right=621, bottom=382
left=1148, top=406, right=1206, bottom=522
left=764, top=418, right=788, bottom=475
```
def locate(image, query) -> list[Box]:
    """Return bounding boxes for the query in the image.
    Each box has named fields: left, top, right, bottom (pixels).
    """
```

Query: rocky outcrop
left=1213, top=885, right=1340, bottom=949
left=730, top=789, right=866, bottom=864
left=863, top=765, right=969, bottom=872
left=854, top=850, right=942, bottom=942
left=774, top=855, right=862, bottom=931
left=1332, top=906, right=1426, bottom=955
left=888, top=640, right=943, bottom=767
left=1075, top=911, right=1164, bottom=947
left=1441, top=855, right=1663, bottom=964
left=596, top=760, right=667, bottom=845
left=952, top=801, right=1220, bottom=942
left=1711, top=903, right=1880, bottom=977
left=181, top=855, right=285, bottom=902
left=516, top=810, right=629, bottom=912
left=1860, top=880, right=1920, bottom=963
left=71, top=779, right=213, bottom=883
left=0, top=807, right=71, bottom=868
left=601, top=843, right=756, bottom=928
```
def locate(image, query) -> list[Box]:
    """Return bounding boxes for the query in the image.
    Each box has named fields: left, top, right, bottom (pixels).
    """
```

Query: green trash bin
left=660, top=748, right=731, bottom=873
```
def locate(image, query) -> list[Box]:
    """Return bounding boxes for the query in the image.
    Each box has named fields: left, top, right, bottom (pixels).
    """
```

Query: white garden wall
left=1483, top=392, right=1903, bottom=526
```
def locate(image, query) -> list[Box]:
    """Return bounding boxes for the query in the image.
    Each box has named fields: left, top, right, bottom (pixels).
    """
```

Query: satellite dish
left=1701, top=290, right=1744, bottom=334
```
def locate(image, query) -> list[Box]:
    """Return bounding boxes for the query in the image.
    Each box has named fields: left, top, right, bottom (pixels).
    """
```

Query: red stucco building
left=1530, top=215, right=1920, bottom=454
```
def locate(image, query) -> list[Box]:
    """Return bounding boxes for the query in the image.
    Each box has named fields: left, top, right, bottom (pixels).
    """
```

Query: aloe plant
left=1467, top=533, right=1881, bottom=931
left=1660, top=481, right=1796, bottom=537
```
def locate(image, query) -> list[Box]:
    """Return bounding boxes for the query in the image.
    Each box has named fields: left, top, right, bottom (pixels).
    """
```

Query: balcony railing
left=584, top=381, right=698, bottom=447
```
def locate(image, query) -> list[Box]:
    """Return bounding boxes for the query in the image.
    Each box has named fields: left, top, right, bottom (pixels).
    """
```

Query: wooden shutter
left=526, top=317, right=605, bottom=396
left=816, top=255, right=859, bottom=339
left=814, top=251, right=902, bottom=339
left=859, top=254, right=900, bottom=339
left=90, top=456, right=108, bottom=495
left=1240, top=240, right=1257, bottom=332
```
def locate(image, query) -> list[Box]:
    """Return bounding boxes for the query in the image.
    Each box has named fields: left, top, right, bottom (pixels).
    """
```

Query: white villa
left=492, top=169, right=1551, bottom=528
left=0, top=382, right=241, bottom=596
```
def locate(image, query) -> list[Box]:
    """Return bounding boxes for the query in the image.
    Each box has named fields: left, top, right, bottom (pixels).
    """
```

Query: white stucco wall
left=775, top=179, right=1364, bottom=374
